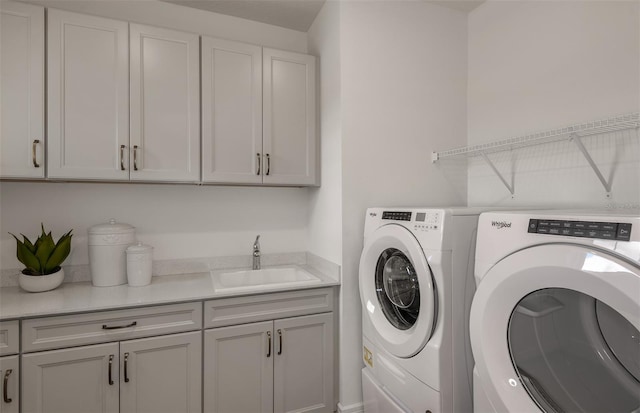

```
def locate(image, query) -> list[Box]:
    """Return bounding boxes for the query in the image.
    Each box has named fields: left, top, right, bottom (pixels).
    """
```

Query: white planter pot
left=19, top=267, right=65, bottom=293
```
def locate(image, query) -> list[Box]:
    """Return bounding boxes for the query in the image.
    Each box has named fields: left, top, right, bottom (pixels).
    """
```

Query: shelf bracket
left=570, top=134, right=612, bottom=197
left=480, top=152, right=514, bottom=196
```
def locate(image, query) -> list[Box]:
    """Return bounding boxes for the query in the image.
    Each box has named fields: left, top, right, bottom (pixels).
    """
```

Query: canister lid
left=126, top=242, right=153, bottom=254
left=88, top=219, right=135, bottom=235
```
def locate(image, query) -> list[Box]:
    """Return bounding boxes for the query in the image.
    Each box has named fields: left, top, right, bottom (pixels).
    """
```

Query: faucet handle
left=253, top=235, right=260, bottom=251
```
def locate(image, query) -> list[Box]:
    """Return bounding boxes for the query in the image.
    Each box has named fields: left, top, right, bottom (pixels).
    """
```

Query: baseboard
left=337, top=401, right=364, bottom=413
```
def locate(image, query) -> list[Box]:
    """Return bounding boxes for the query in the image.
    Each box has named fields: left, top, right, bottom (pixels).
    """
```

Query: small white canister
left=88, top=219, right=135, bottom=286
left=126, top=243, right=153, bottom=287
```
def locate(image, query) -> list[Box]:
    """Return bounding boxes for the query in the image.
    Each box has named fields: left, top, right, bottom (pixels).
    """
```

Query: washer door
left=470, top=244, right=640, bottom=413
left=359, top=224, right=436, bottom=358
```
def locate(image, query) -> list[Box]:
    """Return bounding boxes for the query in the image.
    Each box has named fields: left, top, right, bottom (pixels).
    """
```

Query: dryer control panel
left=528, top=219, right=632, bottom=241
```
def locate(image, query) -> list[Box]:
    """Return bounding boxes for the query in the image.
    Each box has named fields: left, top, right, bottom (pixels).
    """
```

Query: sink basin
left=211, top=267, right=321, bottom=292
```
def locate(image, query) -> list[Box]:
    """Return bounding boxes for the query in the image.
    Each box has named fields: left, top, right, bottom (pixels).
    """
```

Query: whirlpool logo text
left=491, top=221, right=512, bottom=229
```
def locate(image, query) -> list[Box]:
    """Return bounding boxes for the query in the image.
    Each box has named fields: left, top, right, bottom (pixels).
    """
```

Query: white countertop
left=0, top=264, right=339, bottom=320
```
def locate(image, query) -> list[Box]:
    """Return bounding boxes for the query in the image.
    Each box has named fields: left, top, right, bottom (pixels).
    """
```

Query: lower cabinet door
left=204, top=321, right=274, bottom=413
left=119, top=331, right=201, bottom=413
left=274, top=313, right=334, bottom=413
left=0, top=355, right=19, bottom=413
left=22, top=342, right=119, bottom=413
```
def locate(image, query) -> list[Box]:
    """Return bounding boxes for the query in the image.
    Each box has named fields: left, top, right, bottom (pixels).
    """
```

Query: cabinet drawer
left=22, top=302, right=202, bottom=353
left=0, top=320, right=19, bottom=356
left=204, top=287, right=333, bottom=328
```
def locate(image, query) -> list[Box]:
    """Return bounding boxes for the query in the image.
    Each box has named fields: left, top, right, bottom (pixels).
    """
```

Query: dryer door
left=359, top=224, right=436, bottom=358
left=470, top=244, right=640, bottom=413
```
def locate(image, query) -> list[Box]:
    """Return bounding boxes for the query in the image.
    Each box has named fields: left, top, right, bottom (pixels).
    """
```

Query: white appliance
left=359, top=208, right=482, bottom=413
left=470, top=210, right=640, bottom=413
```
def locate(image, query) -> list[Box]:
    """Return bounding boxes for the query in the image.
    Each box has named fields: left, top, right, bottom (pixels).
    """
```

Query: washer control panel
left=381, top=210, right=441, bottom=232
left=528, top=219, right=632, bottom=241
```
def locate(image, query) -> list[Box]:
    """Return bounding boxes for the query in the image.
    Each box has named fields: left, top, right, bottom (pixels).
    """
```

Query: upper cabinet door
left=130, top=24, right=200, bottom=182
left=47, top=10, right=129, bottom=180
left=201, top=37, right=262, bottom=184
left=263, top=49, right=317, bottom=186
left=0, top=1, right=44, bottom=178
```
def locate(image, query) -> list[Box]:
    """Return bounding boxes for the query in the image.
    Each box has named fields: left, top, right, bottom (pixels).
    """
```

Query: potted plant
left=10, top=225, right=73, bottom=292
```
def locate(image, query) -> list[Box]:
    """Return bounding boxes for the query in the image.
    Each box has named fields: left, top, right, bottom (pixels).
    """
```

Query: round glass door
left=375, top=248, right=420, bottom=330
left=508, top=288, right=640, bottom=413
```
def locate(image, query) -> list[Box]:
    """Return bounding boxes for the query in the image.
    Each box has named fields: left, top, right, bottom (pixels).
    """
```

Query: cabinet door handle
left=102, top=321, right=137, bottom=330
left=265, top=153, right=270, bottom=175
left=277, top=329, right=283, bottom=355
left=120, top=145, right=126, bottom=170
left=256, top=153, right=261, bottom=175
left=124, top=352, right=130, bottom=383
left=32, top=140, right=40, bottom=168
left=266, top=331, right=272, bottom=358
left=108, top=355, right=114, bottom=385
left=3, top=369, right=12, bottom=403
left=133, top=145, right=139, bottom=171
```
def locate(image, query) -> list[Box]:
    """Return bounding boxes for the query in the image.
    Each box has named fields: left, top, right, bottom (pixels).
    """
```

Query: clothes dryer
left=470, top=210, right=640, bottom=413
left=359, top=208, right=482, bottom=413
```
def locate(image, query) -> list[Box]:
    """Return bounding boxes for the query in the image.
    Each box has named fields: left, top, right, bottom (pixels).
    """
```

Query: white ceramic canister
left=88, top=219, right=135, bottom=286
left=126, top=243, right=153, bottom=287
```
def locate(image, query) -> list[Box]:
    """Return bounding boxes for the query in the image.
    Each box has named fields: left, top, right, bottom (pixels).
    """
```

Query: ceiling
left=162, top=0, right=485, bottom=32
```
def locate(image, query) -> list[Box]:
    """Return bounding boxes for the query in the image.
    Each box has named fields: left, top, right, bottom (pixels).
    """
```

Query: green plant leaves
left=45, top=230, right=72, bottom=274
left=10, top=226, right=73, bottom=275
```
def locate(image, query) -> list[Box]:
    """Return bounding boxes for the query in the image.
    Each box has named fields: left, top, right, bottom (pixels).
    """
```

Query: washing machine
left=359, top=207, right=482, bottom=413
left=470, top=210, right=640, bottom=413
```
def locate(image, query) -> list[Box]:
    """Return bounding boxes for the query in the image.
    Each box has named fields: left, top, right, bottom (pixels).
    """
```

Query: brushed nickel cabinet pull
left=265, top=153, right=270, bottom=175
left=277, top=329, right=283, bottom=355
left=133, top=145, right=139, bottom=171
left=102, top=321, right=137, bottom=330
left=3, top=369, right=12, bottom=403
left=256, top=153, right=261, bottom=175
left=120, top=145, right=126, bottom=171
left=266, top=331, right=272, bottom=358
left=32, top=140, right=40, bottom=168
left=124, top=352, right=130, bottom=383
left=108, top=355, right=114, bottom=385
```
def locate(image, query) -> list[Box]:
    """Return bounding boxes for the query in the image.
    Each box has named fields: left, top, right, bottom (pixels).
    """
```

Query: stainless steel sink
left=211, top=267, right=321, bottom=292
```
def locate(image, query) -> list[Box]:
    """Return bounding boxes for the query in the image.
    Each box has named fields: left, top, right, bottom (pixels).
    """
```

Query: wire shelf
left=432, top=113, right=639, bottom=162
left=431, top=113, right=640, bottom=198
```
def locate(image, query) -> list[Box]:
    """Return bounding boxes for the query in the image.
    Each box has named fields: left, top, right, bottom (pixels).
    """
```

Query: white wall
left=0, top=0, right=311, bottom=271
left=307, top=1, right=343, bottom=267
left=467, top=0, right=640, bottom=207
left=0, top=182, right=309, bottom=268
left=337, top=1, right=468, bottom=409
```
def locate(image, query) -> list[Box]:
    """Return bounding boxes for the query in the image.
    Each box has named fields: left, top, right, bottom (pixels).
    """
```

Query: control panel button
left=528, top=220, right=538, bottom=233
left=617, top=223, right=632, bottom=241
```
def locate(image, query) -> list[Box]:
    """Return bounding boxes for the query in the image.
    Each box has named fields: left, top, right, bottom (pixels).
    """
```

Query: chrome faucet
left=252, top=235, right=261, bottom=270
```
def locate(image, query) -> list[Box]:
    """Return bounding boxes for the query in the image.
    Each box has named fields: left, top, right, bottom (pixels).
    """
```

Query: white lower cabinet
left=204, top=312, right=333, bottom=413
left=0, top=355, right=19, bottom=413
left=22, top=331, right=201, bottom=413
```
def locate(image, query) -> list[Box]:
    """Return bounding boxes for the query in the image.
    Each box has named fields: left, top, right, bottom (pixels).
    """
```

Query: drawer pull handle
left=3, top=369, right=12, bottom=403
left=124, top=352, right=130, bottom=383
left=133, top=145, right=139, bottom=171
left=256, top=153, right=261, bottom=175
left=266, top=331, right=272, bottom=358
left=120, top=145, right=126, bottom=171
left=102, top=321, right=137, bottom=330
left=32, top=140, right=40, bottom=168
left=277, top=329, right=283, bottom=355
left=265, top=153, right=270, bottom=175
left=108, top=355, right=114, bottom=385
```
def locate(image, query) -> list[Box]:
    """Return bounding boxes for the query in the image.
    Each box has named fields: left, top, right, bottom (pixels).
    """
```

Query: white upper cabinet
left=130, top=24, right=200, bottom=182
left=47, top=10, right=129, bottom=180
left=263, top=48, right=317, bottom=186
left=201, top=37, right=262, bottom=184
left=0, top=1, right=45, bottom=178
